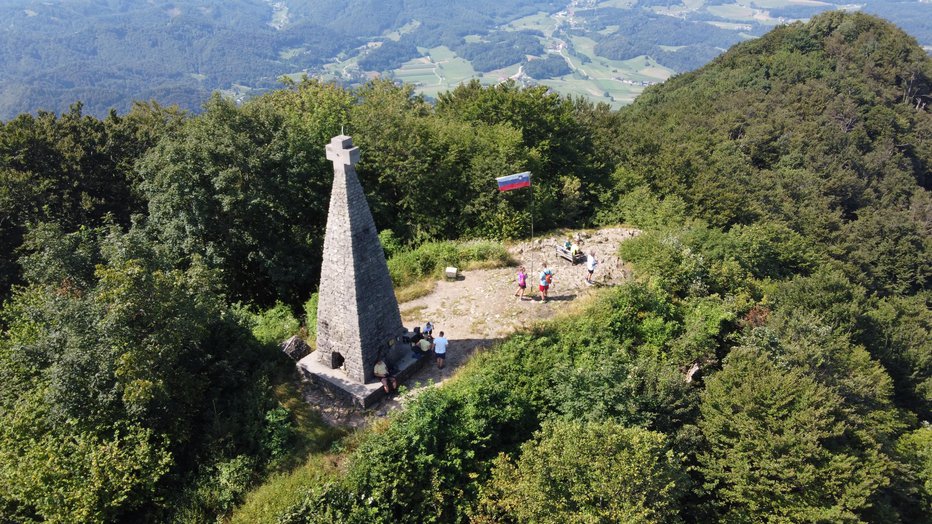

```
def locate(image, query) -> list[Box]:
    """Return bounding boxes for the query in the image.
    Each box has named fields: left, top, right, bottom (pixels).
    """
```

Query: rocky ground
left=300, top=227, right=641, bottom=428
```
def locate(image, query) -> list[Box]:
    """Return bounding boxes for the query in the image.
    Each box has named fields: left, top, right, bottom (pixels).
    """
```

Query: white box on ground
left=445, top=267, right=458, bottom=280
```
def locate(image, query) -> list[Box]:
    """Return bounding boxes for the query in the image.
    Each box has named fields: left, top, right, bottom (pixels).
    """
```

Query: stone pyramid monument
left=314, top=135, right=405, bottom=385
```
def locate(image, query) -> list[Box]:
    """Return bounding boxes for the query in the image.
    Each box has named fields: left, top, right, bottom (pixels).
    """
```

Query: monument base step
left=297, top=344, right=429, bottom=408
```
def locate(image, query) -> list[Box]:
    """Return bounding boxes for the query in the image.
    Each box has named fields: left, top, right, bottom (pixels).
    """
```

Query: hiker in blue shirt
left=538, top=265, right=555, bottom=303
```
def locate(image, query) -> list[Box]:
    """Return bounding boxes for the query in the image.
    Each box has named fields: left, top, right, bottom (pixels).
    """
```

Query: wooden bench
left=555, top=245, right=585, bottom=264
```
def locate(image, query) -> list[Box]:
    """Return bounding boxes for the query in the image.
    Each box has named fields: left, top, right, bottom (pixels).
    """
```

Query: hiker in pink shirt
left=514, top=266, right=528, bottom=301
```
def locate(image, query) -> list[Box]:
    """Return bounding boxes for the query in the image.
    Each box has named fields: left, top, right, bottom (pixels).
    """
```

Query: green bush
left=387, top=240, right=510, bottom=288
left=342, top=368, right=535, bottom=523
left=242, top=302, right=301, bottom=347
left=670, top=295, right=739, bottom=364
left=771, top=267, right=869, bottom=336
left=378, top=229, right=403, bottom=259
left=303, top=293, right=319, bottom=346
left=620, top=230, right=712, bottom=297
left=262, top=407, right=294, bottom=467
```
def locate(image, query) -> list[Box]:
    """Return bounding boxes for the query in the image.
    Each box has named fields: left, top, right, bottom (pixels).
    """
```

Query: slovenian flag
left=496, top=171, right=531, bottom=192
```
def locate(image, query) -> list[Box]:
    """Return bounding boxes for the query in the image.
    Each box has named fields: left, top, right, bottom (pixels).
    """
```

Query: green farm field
left=388, top=19, right=674, bottom=108
left=505, top=12, right=557, bottom=34
left=393, top=47, right=480, bottom=98
left=749, top=0, right=829, bottom=8
left=597, top=0, right=638, bottom=8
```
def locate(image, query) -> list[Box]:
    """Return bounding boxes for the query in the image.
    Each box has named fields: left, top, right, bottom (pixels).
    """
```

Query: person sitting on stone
left=423, top=321, right=434, bottom=337
left=373, top=358, right=397, bottom=393
left=412, top=335, right=433, bottom=359
left=410, top=326, right=422, bottom=347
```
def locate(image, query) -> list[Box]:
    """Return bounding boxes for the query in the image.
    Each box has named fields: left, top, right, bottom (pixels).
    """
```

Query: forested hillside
left=1, top=11, right=930, bottom=524
left=0, top=0, right=561, bottom=119
left=3, top=0, right=931, bottom=118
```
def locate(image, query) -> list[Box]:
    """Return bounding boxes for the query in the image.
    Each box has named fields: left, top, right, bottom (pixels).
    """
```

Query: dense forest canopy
left=0, top=10, right=930, bottom=524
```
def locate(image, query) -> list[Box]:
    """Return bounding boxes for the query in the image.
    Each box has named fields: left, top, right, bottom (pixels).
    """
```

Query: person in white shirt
left=585, top=251, right=598, bottom=285
left=432, top=331, right=449, bottom=369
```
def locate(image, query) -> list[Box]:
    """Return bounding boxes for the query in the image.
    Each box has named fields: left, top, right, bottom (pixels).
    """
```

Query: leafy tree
left=771, top=267, right=870, bottom=337
left=436, top=80, right=606, bottom=230
left=548, top=350, right=699, bottom=438
left=138, top=94, right=330, bottom=306
left=0, top=398, right=171, bottom=524
left=476, top=420, right=688, bottom=523
left=839, top=206, right=932, bottom=296
left=862, top=293, right=932, bottom=418
left=352, top=80, right=531, bottom=241
left=699, top=346, right=895, bottom=522
left=0, top=103, right=158, bottom=299
left=0, top=226, right=282, bottom=522
left=895, top=426, right=932, bottom=523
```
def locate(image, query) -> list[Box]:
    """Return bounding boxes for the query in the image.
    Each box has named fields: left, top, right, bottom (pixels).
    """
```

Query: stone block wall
left=316, top=136, right=404, bottom=384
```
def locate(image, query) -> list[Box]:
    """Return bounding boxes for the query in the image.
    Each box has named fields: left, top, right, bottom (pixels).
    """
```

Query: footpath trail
left=302, top=227, right=640, bottom=427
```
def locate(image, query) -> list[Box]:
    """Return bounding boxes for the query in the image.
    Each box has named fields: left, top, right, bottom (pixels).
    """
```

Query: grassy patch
left=272, top=377, right=345, bottom=462
left=437, top=58, right=476, bottom=81
left=396, top=74, right=437, bottom=86
left=400, top=304, right=429, bottom=320
left=707, top=4, right=760, bottom=20
left=504, top=12, right=555, bottom=33
left=388, top=240, right=513, bottom=302
left=479, top=63, right=522, bottom=84
left=428, top=45, right=457, bottom=61
left=396, top=279, right=437, bottom=303
left=229, top=453, right=343, bottom=524
left=396, top=46, right=479, bottom=98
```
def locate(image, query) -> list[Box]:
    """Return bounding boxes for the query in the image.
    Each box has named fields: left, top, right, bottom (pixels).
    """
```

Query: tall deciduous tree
left=699, top=346, right=895, bottom=522
left=0, top=226, right=278, bottom=522
left=476, top=420, right=688, bottom=523
left=138, top=94, right=331, bottom=306
left=0, top=103, right=161, bottom=299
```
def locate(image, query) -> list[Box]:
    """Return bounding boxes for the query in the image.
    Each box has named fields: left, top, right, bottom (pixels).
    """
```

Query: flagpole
left=495, top=171, right=533, bottom=240
left=530, top=174, right=534, bottom=241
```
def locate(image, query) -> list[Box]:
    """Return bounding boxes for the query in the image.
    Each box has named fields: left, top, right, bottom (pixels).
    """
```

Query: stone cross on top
left=325, top=135, right=360, bottom=168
